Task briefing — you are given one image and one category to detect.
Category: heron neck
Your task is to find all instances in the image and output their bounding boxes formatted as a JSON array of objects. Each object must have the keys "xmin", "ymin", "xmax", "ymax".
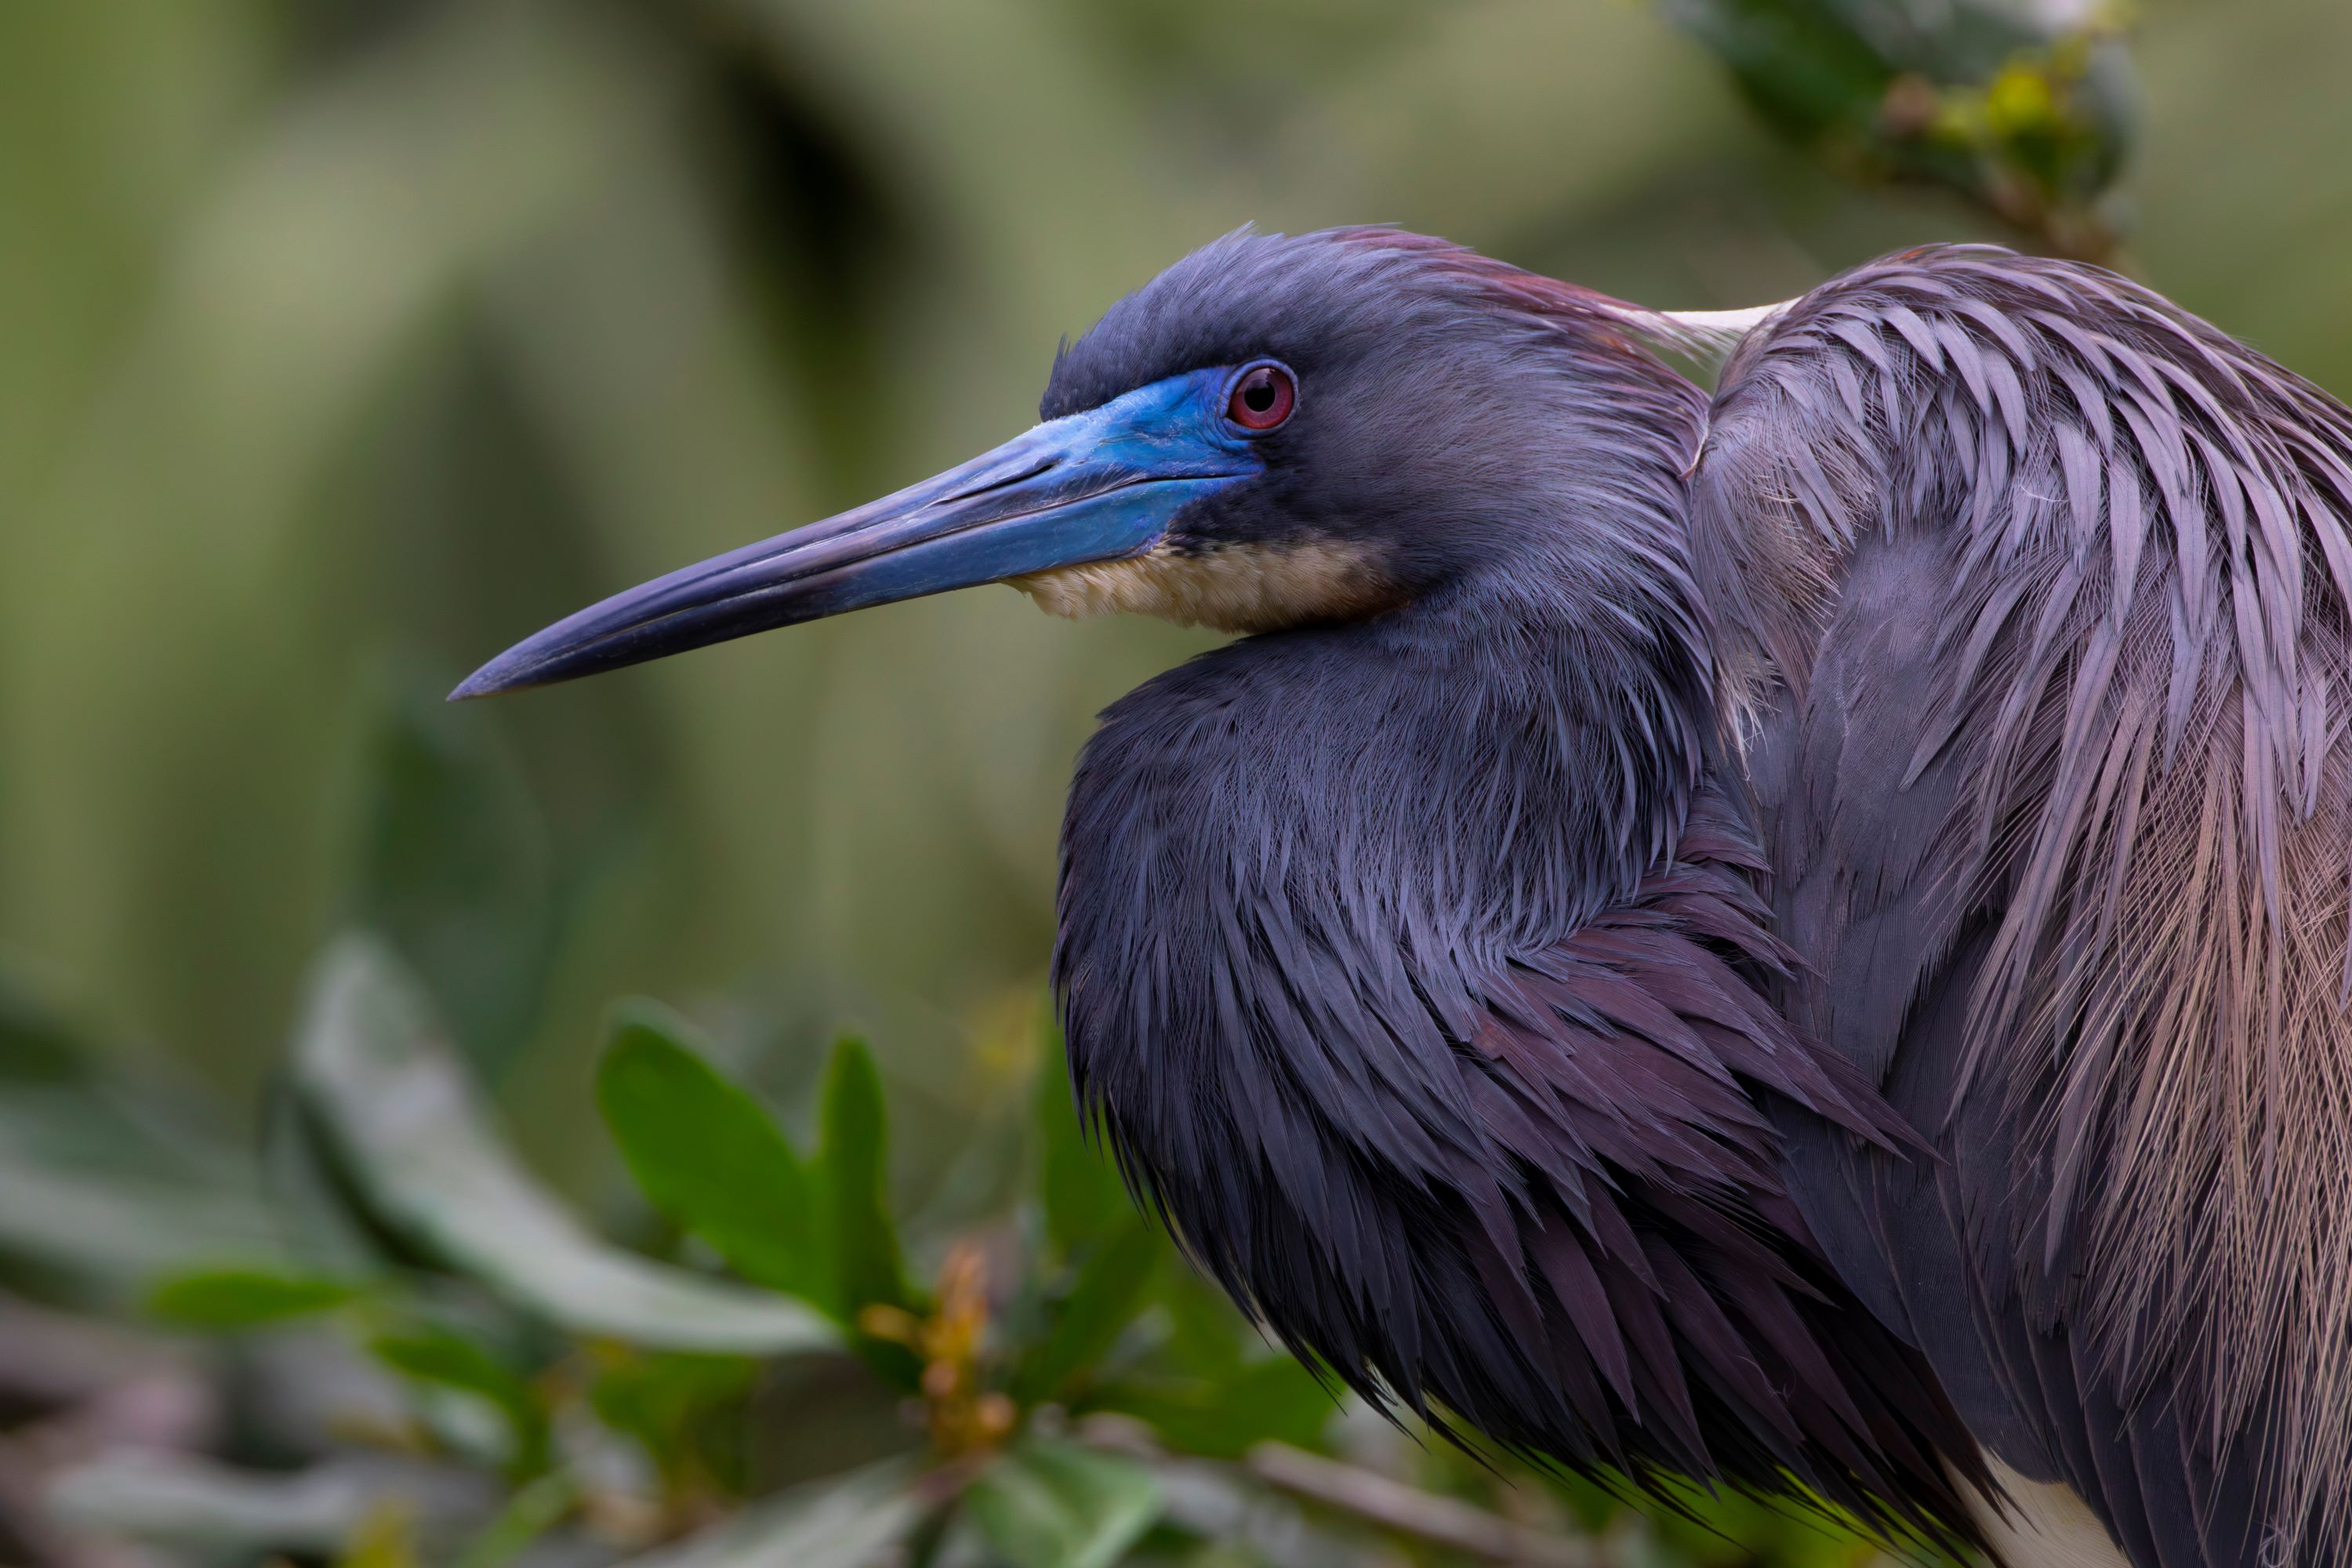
[{"xmin": 1059, "ymin": 585, "xmax": 1710, "ymax": 978}]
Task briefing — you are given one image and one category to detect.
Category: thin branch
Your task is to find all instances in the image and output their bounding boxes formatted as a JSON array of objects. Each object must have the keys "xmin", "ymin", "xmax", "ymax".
[{"xmin": 1244, "ymin": 1441, "xmax": 1619, "ymax": 1568}]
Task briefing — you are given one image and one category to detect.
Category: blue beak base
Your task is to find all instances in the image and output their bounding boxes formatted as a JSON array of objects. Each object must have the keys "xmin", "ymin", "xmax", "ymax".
[{"xmin": 448, "ymin": 369, "xmax": 1256, "ymax": 700}]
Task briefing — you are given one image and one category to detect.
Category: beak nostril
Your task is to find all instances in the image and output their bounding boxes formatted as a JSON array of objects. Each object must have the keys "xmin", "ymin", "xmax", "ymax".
[{"xmin": 940, "ymin": 455, "xmax": 1060, "ymax": 509}]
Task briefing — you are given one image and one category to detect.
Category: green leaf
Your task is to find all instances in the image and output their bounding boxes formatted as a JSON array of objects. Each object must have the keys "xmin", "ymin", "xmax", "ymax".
[
  {"xmin": 587, "ymin": 1350, "xmax": 757, "ymax": 1494},
  {"xmin": 1662, "ymin": 0, "xmax": 2137, "ymax": 256},
  {"xmin": 0, "ymin": 1144, "xmax": 279, "ymax": 1305},
  {"xmin": 147, "ymin": 1265, "xmax": 361, "ymax": 1330},
  {"xmin": 291, "ymin": 936, "xmax": 840, "ymax": 1357},
  {"xmin": 339, "ymin": 1504, "xmax": 426, "ymax": 1568},
  {"xmin": 350, "ymin": 681, "xmax": 556, "ymax": 1081},
  {"xmin": 0, "ymin": 972, "xmax": 280, "ymax": 1304},
  {"xmin": 448, "ymin": 1472, "xmax": 575, "ymax": 1568},
  {"xmin": 370, "ymin": 1326, "xmax": 534, "ymax": 1411},
  {"xmin": 1090, "ymin": 1355, "xmax": 1337, "ymax": 1461},
  {"xmin": 1033, "ymin": 1013, "xmax": 1131, "ymax": 1254},
  {"xmin": 597, "ymin": 1002, "xmax": 825, "ymax": 1305},
  {"xmin": 1014, "ymin": 1216, "xmax": 1162, "ymax": 1404},
  {"xmin": 615, "ymin": 1458, "xmax": 928, "ymax": 1568},
  {"xmin": 1661, "ymin": 0, "xmax": 1891, "ymax": 140},
  {"xmin": 1079, "ymin": 1268, "xmax": 1338, "ymax": 1460},
  {"xmin": 0, "ymin": 978, "xmax": 97, "ymax": 1085},
  {"xmin": 964, "ymin": 1439, "xmax": 1160, "ymax": 1568},
  {"xmin": 259, "ymin": 1072, "xmax": 406, "ymax": 1278},
  {"xmin": 47, "ymin": 1451, "xmax": 479, "ymax": 1557},
  {"xmin": 815, "ymin": 1036, "xmax": 909, "ymax": 1317},
  {"xmin": 370, "ymin": 1322, "xmax": 552, "ymax": 1477}
]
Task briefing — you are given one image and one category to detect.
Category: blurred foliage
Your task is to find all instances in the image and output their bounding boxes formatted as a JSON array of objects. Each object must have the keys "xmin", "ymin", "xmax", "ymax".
[
  {"xmin": 1, "ymin": 935, "xmax": 1919, "ymax": 1566},
  {"xmin": 3, "ymin": 0, "xmax": 2352, "ymax": 1562},
  {"xmin": 7, "ymin": 0, "xmax": 2351, "ymax": 1114},
  {"xmin": 1665, "ymin": 0, "xmax": 2137, "ymax": 257}
]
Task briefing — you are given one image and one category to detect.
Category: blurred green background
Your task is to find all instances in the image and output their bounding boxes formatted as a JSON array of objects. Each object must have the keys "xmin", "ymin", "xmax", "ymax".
[
  {"xmin": 3, "ymin": 0, "xmax": 2351, "ymax": 1561},
  {"xmin": 13, "ymin": 0, "xmax": 2351, "ymax": 1151}
]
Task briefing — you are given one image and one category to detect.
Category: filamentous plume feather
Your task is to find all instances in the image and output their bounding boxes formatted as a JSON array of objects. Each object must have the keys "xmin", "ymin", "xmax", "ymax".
[{"xmin": 1693, "ymin": 245, "xmax": 2352, "ymax": 1566}]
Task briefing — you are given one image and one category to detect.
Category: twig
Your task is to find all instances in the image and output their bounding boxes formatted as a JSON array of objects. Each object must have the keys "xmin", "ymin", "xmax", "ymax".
[{"xmin": 1244, "ymin": 1441, "xmax": 1615, "ymax": 1568}]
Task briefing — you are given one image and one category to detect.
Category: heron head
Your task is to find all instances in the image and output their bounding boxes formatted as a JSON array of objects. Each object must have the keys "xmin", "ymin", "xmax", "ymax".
[{"xmin": 452, "ymin": 227, "xmax": 1700, "ymax": 699}]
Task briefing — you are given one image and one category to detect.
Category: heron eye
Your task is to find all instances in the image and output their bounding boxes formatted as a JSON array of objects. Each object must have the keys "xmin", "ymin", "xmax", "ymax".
[{"xmin": 1226, "ymin": 364, "xmax": 1295, "ymax": 431}]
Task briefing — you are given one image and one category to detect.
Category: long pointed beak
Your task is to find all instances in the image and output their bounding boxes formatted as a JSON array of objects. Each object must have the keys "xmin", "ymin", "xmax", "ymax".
[{"xmin": 449, "ymin": 371, "xmax": 1252, "ymax": 700}]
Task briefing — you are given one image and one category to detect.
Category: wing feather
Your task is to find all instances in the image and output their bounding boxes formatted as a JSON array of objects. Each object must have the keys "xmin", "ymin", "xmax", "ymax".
[{"xmin": 1693, "ymin": 244, "xmax": 2352, "ymax": 1566}]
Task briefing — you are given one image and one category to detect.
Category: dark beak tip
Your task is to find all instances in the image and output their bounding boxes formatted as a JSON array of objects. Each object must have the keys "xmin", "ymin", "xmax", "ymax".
[
  {"xmin": 438, "ymin": 388, "xmax": 1243, "ymax": 705},
  {"xmin": 446, "ymin": 657, "xmax": 535, "ymax": 702}
]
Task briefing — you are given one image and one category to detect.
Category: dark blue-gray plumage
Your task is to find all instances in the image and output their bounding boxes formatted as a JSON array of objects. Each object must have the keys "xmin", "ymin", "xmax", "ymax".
[{"xmin": 454, "ymin": 228, "xmax": 2352, "ymax": 1567}]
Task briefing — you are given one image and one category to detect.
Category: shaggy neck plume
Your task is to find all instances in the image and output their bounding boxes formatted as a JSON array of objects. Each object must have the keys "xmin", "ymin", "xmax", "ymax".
[{"xmin": 1050, "ymin": 313, "xmax": 1991, "ymax": 1550}]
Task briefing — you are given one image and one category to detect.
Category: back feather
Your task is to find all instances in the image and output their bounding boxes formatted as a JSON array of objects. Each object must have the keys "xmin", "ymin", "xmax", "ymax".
[{"xmin": 1692, "ymin": 245, "xmax": 2352, "ymax": 1565}]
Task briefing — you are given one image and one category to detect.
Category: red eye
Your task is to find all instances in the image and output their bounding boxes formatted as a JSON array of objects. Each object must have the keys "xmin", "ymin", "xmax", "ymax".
[{"xmin": 1226, "ymin": 364, "xmax": 1295, "ymax": 431}]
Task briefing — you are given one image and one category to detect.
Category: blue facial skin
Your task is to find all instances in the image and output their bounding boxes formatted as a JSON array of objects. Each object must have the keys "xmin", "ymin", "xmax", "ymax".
[{"xmin": 449, "ymin": 367, "xmax": 1267, "ymax": 699}]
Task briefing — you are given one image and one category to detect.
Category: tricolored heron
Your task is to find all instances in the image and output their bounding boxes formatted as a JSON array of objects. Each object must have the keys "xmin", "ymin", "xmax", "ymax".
[{"xmin": 456, "ymin": 230, "xmax": 2352, "ymax": 1567}]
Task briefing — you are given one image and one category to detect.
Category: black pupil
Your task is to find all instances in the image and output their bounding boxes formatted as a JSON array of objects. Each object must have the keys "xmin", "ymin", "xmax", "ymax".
[{"xmin": 1243, "ymin": 377, "xmax": 1276, "ymax": 412}]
